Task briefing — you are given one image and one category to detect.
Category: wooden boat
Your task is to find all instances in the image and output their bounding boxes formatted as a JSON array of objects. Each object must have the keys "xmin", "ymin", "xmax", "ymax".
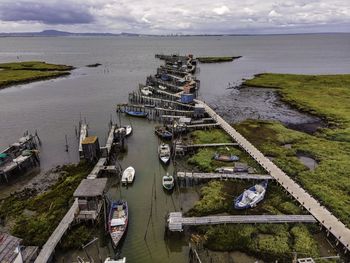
[
  {"xmin": 123, "ymin": 125, "xmax": 132, "ymax": 136},
  {"xmin": 108, "ymin": 200, "xmax": 128, "ymax": 248},
  {"xmin": 124, "ymin": 110, "xmax": 148, "ymax": 118},
  {"xmin": 155, "ymin": 127, "xmax": 173, "ymax": 140},
  {"xmin": 121, "ymin": 166, "xmax": 135, "ymax": 184},
  {"xmin": 213, "ymin": 153, "xmax": 239, "ymax": 162},
  {"xmin": 234, "ymin": 180, "xmax": 268, "ymax": 209},
  {"xmin": 158, "ymin": 143, "xmax": 171, "ymax": 164},
  {"xmin": 215, "ymin": 167, "xmax": 235, "ymax": 173},
  {"xmin": 140, "ymin": 86, "xmax": 152, "ymax": 96},
  {"xmin": 162, "ymin": 173, "xmax": 174, "ymax": 190}
]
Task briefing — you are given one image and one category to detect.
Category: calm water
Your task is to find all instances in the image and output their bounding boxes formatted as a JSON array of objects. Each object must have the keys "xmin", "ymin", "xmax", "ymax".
[{"xmin": 0, "ymin": 34, "xmax": 349, "ymax": 262}]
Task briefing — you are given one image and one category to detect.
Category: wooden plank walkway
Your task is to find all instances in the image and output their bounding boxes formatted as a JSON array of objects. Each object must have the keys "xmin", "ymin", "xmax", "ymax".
[
  {"xmin": 34, "ymin": 199, "xmax": 79, "ymax": 263},
  {"xmin": 198, "ymin": 100, "xmax": 350, "ymax": 252},
  {"xmin": 186, "ymin": 123, "xmax": 219, "ymax": 129},
  {"xmin": 168, "ymin": 212, "xmax": 316, "ymax": 232},
  {"xmin": 105, "ymin": 125, "xmax": 116, "ymax": 155},
  {"xmin": 177, "ymin": 172, "xmax": 273, "ymax": 180},
  {"xmin": 139, "ymin": 95, "xmax": 194, "ymax": 108},
  {"xmin": 78, "ymin": 123, "xmax": 87, "ymax": 155},
  {"xmin": 180, "ymin": 143, "xmax": 238, "ymax": 149},
  {"xmin": 87, "ymin": 157, "xmax": 107, "ymax": 179}
]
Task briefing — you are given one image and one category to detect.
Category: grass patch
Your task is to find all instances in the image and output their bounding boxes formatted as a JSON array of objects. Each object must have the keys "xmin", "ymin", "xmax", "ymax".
[
  {"xmin": 190, "ymin": 129, "xmax": 232, "ymax": 144},
  {"xmin": 202, "ymin": 223, "xmax": 319, "ymax": 262},
  {"xmin": 234, "ymin": 120, "xmax": 350, "ymax": 227},
  {"xmin": 0, "ymin": 61, "xmax": 73, "ymax": 90},
  {"xmin": 243, "ymin": 73, "xmax": 350, "ymax": 141},
  {"xmin": 197, "ymin": 56, "xmax": 241, "ymax": 63},
  {"xmin": 0, "ymin": 162, "xmax": 91, "ymax": 246}
]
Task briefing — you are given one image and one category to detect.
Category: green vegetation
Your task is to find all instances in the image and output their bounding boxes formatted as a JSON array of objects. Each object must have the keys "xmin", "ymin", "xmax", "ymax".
[
  {"xmin": 0, "ymin": 61, "xmax": 73, "ymax": 89},
  {"xmin": 243, "ymin": 73, "xmax": 350, "ymax": 141},
  {"xmin": 191, "ymin": 129, "xmax": 232, "ymax": 144},
  {"xmin": 59, "ymin": 225, "xmax": 94, "ymax": 250},
  {"xmin": 202, "ymin": 223, "xmax": 319, "ymax": 262},
  {"xmin": 0, "ymin": 162, "xmax": 91, "ymax": 246},
  {"xmin": 197, "ymin": 56, "xmax": 241, "ymax": 63}
]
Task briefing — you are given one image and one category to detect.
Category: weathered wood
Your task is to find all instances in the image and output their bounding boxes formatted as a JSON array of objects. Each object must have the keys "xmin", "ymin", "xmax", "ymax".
[
  {"xmin": 177, "ymin": 172, "xmax": 273, "ymax": 180},
  {"xmin": 181, "ymin": 143, "xmax": 238, "ymax": 148},
  {"xmin": 78, "ymin": 123, "xmax": 88, "ymax": 156},
  {"xmin": 168, "ymin": 212, "xmax": 316, "ymax": 231}
]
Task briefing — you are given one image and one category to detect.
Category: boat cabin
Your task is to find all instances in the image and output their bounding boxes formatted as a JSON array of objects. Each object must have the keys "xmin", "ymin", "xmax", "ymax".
[{"xmin": 73, "ymin": 178, "xmax": 107, "ymax": 222}]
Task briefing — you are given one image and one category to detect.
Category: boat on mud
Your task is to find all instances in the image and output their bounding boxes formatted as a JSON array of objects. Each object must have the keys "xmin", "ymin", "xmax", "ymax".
[
  {"xmin": 158, "ymin": 143, "xmax": 171, "ymax": 164},
  {"xmin": 121, "ymin": 166, "xmax": 135, "ymax": 184},
  {"xmin": 155, "ymin": 126, "xmax": 173, "ymax": 140},
  {"xmin": 124, "ymin": 110, "xmax": 148, "ymax": 118},
  {"xmin": 108, "ymin": 200, "xmax": 128, "ymax": 248},
  {"xmin": 234, "ymin": 180, "xmax": 268, "ymax": 209},
  {"xmin": 213, "ymin": 153, "xmax": 239, "ymax": 162},
  {"xmin": 162, "ymin": 173, "xmax": 174, "ymax": 190}
]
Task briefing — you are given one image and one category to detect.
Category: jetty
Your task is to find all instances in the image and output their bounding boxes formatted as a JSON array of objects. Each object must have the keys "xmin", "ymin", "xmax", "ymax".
[
  {"xmin": 78, "ymin": 123, "xmax": 88, "ymax": 158},
  {"xmin": 176, "ymin": 171, "xmax": 273, "ymax": 181},
  {"xmin": 168, "ymin": 212, "xmax": 316, "ymax": 232}
]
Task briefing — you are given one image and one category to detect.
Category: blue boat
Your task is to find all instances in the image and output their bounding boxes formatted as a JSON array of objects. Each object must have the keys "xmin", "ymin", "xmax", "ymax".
[
  {"xmin": 124, "ymin": 110, "xmax": 148, "ymax": 118},
  {"xmin": 108, "ymin": 200, "xmax": 128, "ymax": 248},
  {"xmin": 161, "ymin": 74, "xmax": 170, "ymax": 81},
  {"xmin": 234, "ymin": 180, "xmax": 268, "ymax": 209},
  {"xmin": 155, "ymin": 127, "xmax": 173, "ymax": 140},
  {"xmin": 213, "ymin": 153, "xmax": 239, "ymax": 162}
]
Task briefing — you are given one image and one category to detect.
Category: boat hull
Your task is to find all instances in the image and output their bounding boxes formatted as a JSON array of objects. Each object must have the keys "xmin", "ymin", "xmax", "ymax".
[
  {"xmin": 108, "ymin": 200, "xmax": 128, "ymax": 249},
  {"xmin": 234, "ymin": 181, "xmax": 268, "ymax": 210},
  {"xmin": 125, "ymin": 111, "xmax": 148, "ymax": 118}
]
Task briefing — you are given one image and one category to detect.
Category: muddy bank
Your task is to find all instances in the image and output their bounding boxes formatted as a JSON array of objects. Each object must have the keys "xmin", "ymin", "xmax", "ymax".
[{"xmin": 209, "ymin": 87, "xmax": 325, "ymax": 133}]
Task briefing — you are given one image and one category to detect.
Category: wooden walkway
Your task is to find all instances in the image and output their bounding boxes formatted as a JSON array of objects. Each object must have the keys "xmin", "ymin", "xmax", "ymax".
[
  {"xmin": 198, "ymin": 100, "xmax": 350, "ymax": 252},
  {"xmin": 105, "ymin": 125, "xmax": 116, "ymax": 155},
  {"xmin": 176, "ymin": 172, "xmax": 273, "ymax": 180},
  {"xmin": 34, "ymin": 199, "xmax": 79, "ymax": 263},
  {"xmin": 180, "ymin": 143, "xmax": 238, "ymax": 149},
  {"xmin": 78, "ymin": 123, "xmax": 87, "ymax": 156},
  {"xmin": 168, "ymin": 212, "xmax": 316, "ymax": 232},
  {"xmin": 87, "ymin": 157, "xmax": 107, "ymax": 179},
  {"xmin": 186, "ymin": 123, "xmax": 219, "ymax": 129}
]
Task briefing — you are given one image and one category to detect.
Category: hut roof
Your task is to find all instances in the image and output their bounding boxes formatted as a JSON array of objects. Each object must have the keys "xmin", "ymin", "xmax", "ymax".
[
  {"xmin": 73, "ymin": 178, "xmax": 107, "ymax": 197},
  {"xmin": 82, "ymin": 136, "xmax": 98, "ymax": 145}
]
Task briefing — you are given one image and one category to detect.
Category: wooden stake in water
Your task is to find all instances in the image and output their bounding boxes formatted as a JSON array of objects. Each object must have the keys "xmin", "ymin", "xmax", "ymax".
[{"xmin": 65, "ymin": 134, "xmax": 69, "ymax": 152}]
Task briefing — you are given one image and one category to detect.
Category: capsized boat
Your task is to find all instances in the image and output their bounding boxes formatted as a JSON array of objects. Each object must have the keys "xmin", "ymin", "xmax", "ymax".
[
  {"xmin": 155, "ymin": 127, "xmax": 173, "ymax": 140},
  {"xmin": 213, "ymin": 153, "xmax": 239, "ymax": 162},
  {"xmin": 121, "ymin": 166, "xmax": 135, "ymax": 184},
  {"xmin": 158, "ymin": 143, "xmax": 171, "ymax": 164},
  {"xmin": 124, "ymin": 110, "xmax": 148, "ymax": 118},
  {"xmin": 162, "ymin": 173, "xmax": 174, "ymax": 190},
  {"xmin": 234, "ymin": 180, "xmax": 268, "ymax": 209},
  {"xmin": 108, "ymin": 200, "xmax": 128, "ymax": 248}
]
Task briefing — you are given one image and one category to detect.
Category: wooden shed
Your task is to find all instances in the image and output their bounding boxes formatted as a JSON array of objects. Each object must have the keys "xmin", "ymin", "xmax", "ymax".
[
  {"xmin": 73, "ymin": 178, "xmax": 107, "ymax": 222},
  {"xmin": 82, "ymin": 136, "xmax": 100, "ymax": 162}
]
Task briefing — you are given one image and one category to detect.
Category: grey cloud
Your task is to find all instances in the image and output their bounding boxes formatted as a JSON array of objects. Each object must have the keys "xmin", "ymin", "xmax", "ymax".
[{"xmin": 0, "ymin": 1, "xmax": 94, "ymax": 24}]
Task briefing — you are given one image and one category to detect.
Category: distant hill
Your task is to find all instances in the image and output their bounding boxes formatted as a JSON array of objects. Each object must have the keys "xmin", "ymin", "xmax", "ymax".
[{"xmin": 0, "ymin": 30, "xmax": 140, "ymax": 37}]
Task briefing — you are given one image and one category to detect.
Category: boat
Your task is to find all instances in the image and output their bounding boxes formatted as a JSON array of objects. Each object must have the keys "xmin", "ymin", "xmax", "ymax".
[
  {"xmin": 158, "ymin": 143, "xmax": 171, "ymax": 164},
  {"xmin": 108, "ymin": 200, "xmax": 128, "ymax": 248},
  {"xmin": 155, "ymin": 127, "xmax": 173, "ymax": 140},
  {"xmin": 215, "ymin": 167, "xmax": 235, "ymax": 173},
  {"xmin": 104, "ymin": 257, "xmax": 126, "ymax": 263},
  {"xmin": 215, "ymin": 163, "xmax": 249, "ymax": 173},
  {"xmin": 162, "ymin": 173, "xmax": 174, "ymax": 190},
  {"xmin": 121, "ymin": 166, "xmax": 135, "ymax": 184},
  {"xmin": 124, "ymin": 110, "xmax": 148, "ymax": 118},
  {"xmin": 158, "ymin": 85, "xmax": 167, "ymax": 90},
  {"xmin": 123, "ymin": 125, "xmax": 132, "ymax": 136},
  {"xmin": 234, "ymin": 180, "xmax": 268, "ymax": 209},
  {"xmin": 140, "ymin": 86, "xmax": 153, "ymax": 96},
  {"xmin": 213, "ymin": 153, "xmax": 239, "ymax": 162}
]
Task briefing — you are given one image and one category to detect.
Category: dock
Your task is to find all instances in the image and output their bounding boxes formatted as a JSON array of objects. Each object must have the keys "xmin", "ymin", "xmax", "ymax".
[
  {"xmin": 186, "ymin": 123, "xmax": 219, "ymax": 130},
  {"xmin": 179, "ymin": 142, "xmax": 238, "ymax": 149},
  {"xmin": 34, "ymin": 199, "xmax": 79, "ymax": 263},
  {"xmin": 87, "ymin": 157, "xmax": 107, "ymax": 179},
  {"xmin": 176, "ymin": 171, "xmax": 273, "ymax": 181},
  {"xmin": 198, "ymin": 100, "xmax": 350, "ymax": 252},
  {"xmin": 167, "ymin": 212, "xmax": 316, "ymax": 232},
  {"xmin": 105, "ymin": 125, "xmax": 116, "ymax": 156},
  {"xmin": 78, "ymin": 123, "xmax": 88, "ymax": 158}
]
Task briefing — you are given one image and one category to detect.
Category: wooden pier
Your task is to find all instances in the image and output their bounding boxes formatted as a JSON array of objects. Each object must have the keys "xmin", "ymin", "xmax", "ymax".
[
  {"xmin": 105, "ymin": 125, "xmax": 116, "ymax": 156},
  {"xmin": 198, "ymin": 100, "xmax": 350, "ymax": 253},
  {"xmin": 176, "ymin": 171, "xmax": 273, "ymax": 181},
  {"xmin": 186, "ymin": 123, "xmax": 219, "ymax": 130},
  {"xmin": 167, "ymin": 212, "xmax": 316, "ymax": 232},
  {"xmin": 34, "ymin": 199, "xmax": 79, "ymax": 263},
  {"xmin": 180, "ymin": 142, "xmax": 238, "ymax": 149},
  {"xmin": 87, "ymin": 157, "xmax": 107, "ymax": 179},
  {"xmin": 78, "ymin": 123, "xmax": 88, "ymax": 158}
]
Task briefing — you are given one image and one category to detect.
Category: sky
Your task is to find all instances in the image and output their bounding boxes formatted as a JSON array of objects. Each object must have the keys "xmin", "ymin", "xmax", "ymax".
[{"xmin": 0, "ymin": 0, "xmax": 349, "ymax": 34}]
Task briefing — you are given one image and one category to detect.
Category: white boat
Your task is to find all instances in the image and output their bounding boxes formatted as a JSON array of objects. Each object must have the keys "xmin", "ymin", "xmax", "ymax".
[
  {"xmin": 104, "ymin": 258, "xmax": 126, "ymax": 263},
  {"xmin": 215, "ymin": 167, "xmax": 235, "ymax": 174},
  {"xmin": 234, "ymin": 181, "xmax": 268, "ymax": 209},
  {"xmin": 121, "ymin": 166, "xmax": 135, "ymax": 184},
  {"xmin": 123, "ymin": 125, "xmax": 132, "ymax": 136},
  {"xmin": 158, "ymin": 143, "xmax": 171, "ymax": 164},
  {"xmin": 162, "ymin": 173, "xmax": 174, "ymax": 190},
  {"xmin": 158, "ymin": 85, "xmax": 167, "ymax": 90},
  {"xmin": 140, "ymin": 86, "xmax": 153, "ymax": 96}
]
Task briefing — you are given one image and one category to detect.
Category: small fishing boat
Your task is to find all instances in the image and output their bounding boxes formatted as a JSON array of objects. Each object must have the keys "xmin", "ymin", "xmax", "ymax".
[
  {"xmin": 158, "ymin": 143, "xmax": 171, "ymax": 164},
  {"xmin": 158, "ymin": 85, "xmax": 167, "ymax": 90},
  {"xmin": 124, "ymin": 110, "xmax": 148, "ymax": 118},
  {"xmin": 213, "ymin": 153, "xmax": 239, "ymax": 162},
  {"xmin": 155, "ymin": 127, "xmax": 173, "ymax": 140},
  {"xmin": 215, "ymin": 166, "xmax": 235, "ymax": 174},
  {"xmin": 234, "ymin": 180, "xmax": 268, "ymax": 209},
  {"xmin": 108, "ymin": 200, "xmax": 128, "ymax": 248},
  {"xmin": 140, "ymin": 86, "xmax": 153, "ymax": 96},
  {"xmin": 123, "ymin": 125, "xmax": 132, "ymax": 136},
  {"xmin": 121, "ymin": 166, "xmax": 135, "ymax": 184},
  {"xmin": 162, "ymin": 173, "xmax": 174, "ymax": 190}
]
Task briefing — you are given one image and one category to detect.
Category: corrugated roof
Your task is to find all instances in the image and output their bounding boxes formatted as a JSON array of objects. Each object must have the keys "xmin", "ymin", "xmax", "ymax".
[
  {"xmin": 82, "ymin": 136, "xmax": 98, "ymax": 145},
  {"xmin": 73, "ymin": 178, "xmax": 107, "ymax": 197}
]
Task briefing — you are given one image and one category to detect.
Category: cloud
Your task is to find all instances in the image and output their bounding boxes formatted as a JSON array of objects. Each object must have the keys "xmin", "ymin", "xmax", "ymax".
[
  {"xmin": 0, "ymin": 1, "xmax": 94, "ymax": 25},
  {"xmin": 0, "ymin": 0, "xmax": 349, "ymax": 33}
]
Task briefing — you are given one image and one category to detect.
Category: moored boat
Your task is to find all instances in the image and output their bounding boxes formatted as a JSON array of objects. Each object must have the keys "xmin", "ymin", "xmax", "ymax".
[
  {"xmin": 121, "ymin": 166, "xmax": 135, "ymax": 184},
  {"xmin": 123, "ymin": 125, "xmax": 132, "ymax": 136},
  {"xmin": 158, "ymin": 143, "xmax": 171, "ymax": 164},
  {"xmin": 234, "ymin": 180, "xmax": 268, "ymax": 209},
  {"xmin": 104, "ymin": 257, "xmax": 126, "ymax": 263},
  {"xmin": 108, "ymin": 200, "xmax": 128, "ymax": 248},
  {"xmin": 155, "ymin": 127, "xmax": 173, "ymax": 140},
  {"xmin": 213, "ymin": 153, "xmax": 239, "ymax": 162},
  {"xmin": 162, "ymin": 173, "xmax": 174, "ymax": 190},
  {"xmin": 124, "ymin": 110, "xmax": 148, "ymax": 118}
]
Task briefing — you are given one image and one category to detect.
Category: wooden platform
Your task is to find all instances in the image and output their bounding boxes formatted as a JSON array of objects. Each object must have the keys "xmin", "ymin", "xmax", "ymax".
[
  {"xmin": 34, "ymin": 199, "xmax": 79, "ymax": 263},
  {"xmin": 87, "ymin": 157, "xmax": 107, "ymax": 179},
  {"xmin": 180, "ymin": 142, "xmax": 238, "ymax": 149},
  {"xmin": 168, "ymin": 212, "xmax": 316, "ymax": 232},
  {"xmin": 198, "ymin": 100, "xmax": 350, "ymax": 252},
  {"xmin": 186, "ymin": 123, "xmax": 219, "ymax": 129},
  {"xmin": 78, "ymin": 123, "xmax": 88, "ymax": 156},
  {"xmin": 176, "ymin": 172, "xmax": 273, "ymax": 180}
]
